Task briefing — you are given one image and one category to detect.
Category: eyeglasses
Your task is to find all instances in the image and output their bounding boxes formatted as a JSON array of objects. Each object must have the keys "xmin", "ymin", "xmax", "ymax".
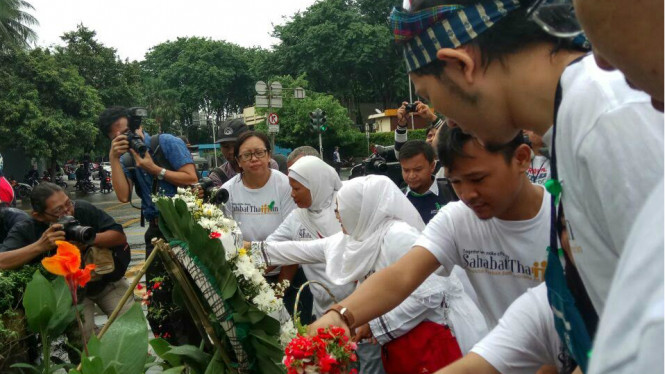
[
  {"xmin": 237, "ymin": 149, "xmax": 268, "ymax": 162},
  {"xmin": 527, "ymin": 0, "xmax": 583, "ymax": 38},
  {"xmin": 45, "ymin": 199, "xmax": 75, "ymax": 218}
]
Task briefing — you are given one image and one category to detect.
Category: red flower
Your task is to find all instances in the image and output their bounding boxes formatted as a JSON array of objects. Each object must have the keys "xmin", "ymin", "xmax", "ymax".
[
  {"xmin": 137, "ymin": 283, "xmax": 143, "ymax": 290},
  {"xmin": 319, "ymin": 354, "xmax": 338, "ymax": 372},
  {"xmin": 42, "ymin": 241, "xmax": 96, "ymax": 292},
  {"xmin": 209, "ymin": 232, "xmax": 221, "ymax": 239},
  {"xmin": 152, "ymin": 281, "xmax": 162, "ymax": 290}
]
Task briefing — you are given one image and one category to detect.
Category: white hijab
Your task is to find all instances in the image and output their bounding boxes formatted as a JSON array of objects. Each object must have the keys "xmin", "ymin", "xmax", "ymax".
[
  {"xmin": 288, "ymin": 156, "xmax": 343, "ymax": 238},
  {"xmin": 326, "ymin": 175, "xmax": 425, "ymax": 285}
]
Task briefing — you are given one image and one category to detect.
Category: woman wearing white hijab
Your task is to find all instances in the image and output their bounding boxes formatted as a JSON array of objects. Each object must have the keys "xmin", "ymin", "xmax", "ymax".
[
  {"xmin": 252, "ymin": 156, "xmax": 384, "ymax": 374},
  {"xmin": 260, "ymin": 156, "xmax": 355, "ymax": 317},
  {"xmin": 248, "ymin": 175, "xmax": 487, "ymax": 373}
]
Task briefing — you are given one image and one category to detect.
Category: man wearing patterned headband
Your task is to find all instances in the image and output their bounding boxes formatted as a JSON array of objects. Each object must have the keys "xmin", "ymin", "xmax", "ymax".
[{"xmin": 310, "ymin": 0, "xmax": 663, "ymax": 371}]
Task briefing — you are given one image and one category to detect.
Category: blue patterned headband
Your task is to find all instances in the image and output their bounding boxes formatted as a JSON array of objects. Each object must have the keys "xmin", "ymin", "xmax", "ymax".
[{"xmin": 391, "ymin": 0, "xmax": 522, "ymax": 72}]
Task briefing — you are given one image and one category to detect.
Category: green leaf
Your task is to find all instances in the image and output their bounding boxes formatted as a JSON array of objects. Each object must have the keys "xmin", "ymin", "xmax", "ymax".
[
  {"xmin": 160, "ymin": 366, "xmax": 185, "ymax": 374},
  {"xmin": 47, "ymin": 276, "xmax": 76, "ymax": 336},
  {"xmin": 149, "ymin": 338, "xmax": 182, "ymax": 367},
  {"xmin": 204, "ymin": 350, "xmax": 227, "ymax": 374},
  {"xmin": 98, "ymin": 303, "xmax": 148, "ymax": 374},
  {"xmin": 22, "ymin": 271, "xmax": 56, "ymax": 333},
  {"xmin": 10, "ymin": 363, "xmax": 40, "ymax": 373},
  {"xmin": 102, "ymin": 365, "xmax": 119, "ymax": 374},
  {"xmin": 86, "ymin": 334, "xmax": 101, "ymax": 356},
  {"xmin": 165, "ymin": 345, "xmax": 211, "ymax": 373},
  {"xmin": 80, "ymin": 356, "xmax": 104, "ymax": 374}
]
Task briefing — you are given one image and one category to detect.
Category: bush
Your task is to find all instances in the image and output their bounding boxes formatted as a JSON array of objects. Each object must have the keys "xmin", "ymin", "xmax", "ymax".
[{"xmin": 369, "ymin": 129, "xmax": 427, "ymax": 147}]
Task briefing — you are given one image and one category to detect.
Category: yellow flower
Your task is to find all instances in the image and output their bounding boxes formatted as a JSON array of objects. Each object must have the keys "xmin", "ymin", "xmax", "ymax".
[{"xmin": 238, "ymin": 248, "xmax": 247, "ymax": 257}]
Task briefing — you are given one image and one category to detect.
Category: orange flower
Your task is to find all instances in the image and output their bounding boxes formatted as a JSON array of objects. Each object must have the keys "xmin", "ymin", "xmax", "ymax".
[{"xmin": 42, "ymin": 241, "xmax": 96, "ymax": 288}]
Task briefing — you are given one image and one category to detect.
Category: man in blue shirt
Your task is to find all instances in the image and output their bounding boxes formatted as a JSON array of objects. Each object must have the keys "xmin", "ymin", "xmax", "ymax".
[{"xmin": 98, "ymin": 106, "xmax": 198, "ymax": 344}]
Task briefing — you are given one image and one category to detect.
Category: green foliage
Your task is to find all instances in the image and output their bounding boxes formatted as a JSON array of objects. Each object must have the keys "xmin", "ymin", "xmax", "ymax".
[
  {"xmin": 369, "ymin": 128, "xmax": 427, "ymax": 147},
  {"xmin": 0, "ymin": 47, "xmax": 103, "ymax": 164},
  {"xmin": 272, "ymin": 0, "xmax": 407, "ymax": 114},
  {"xmin": 0, "ymin": 265, "xmax": 51, "ymax": 369},
  {"xmin": 0, "ymin": 0, "xmax": 38, "ymax": 51},
  {"xmin": 95, "ymin": 303, "xmax": 148, "ymax": 374},
  {"xmin": 22, "ymin": 271, "xmax": 56, "ymax": 333},
  {"xmin": 56, "ymin": 25, "xmax": 142, "ymax": 107},
  {"xmin": 156, "ymin": 197, "xmax": 286, "ymax": 373},
  {"xmin": 142, "ymin": 37, "xmax": 256, "ymax": 142},
  {"xmin": 149, "ymin": 339, "xmax": 211, "ymax": 373},
  {"xmin": 253, "ymin": 75, "xmax": 366, "ymax": 159}
]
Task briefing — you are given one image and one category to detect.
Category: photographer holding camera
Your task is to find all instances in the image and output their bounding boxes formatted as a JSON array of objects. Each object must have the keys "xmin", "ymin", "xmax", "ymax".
[
  {"xmin": 98, "ymin": 106, "xmax": 198, "ymax": 344},
  {"xmin": 395, "ymin": 101, "xmax": 444, "ymax": 155},
  {"xmin": 0, "ymin": 183, "xmax": 133, "ymax": 340}
]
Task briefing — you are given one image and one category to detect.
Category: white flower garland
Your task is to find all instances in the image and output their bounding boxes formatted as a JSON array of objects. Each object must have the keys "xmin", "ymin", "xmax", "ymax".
[{"xmin": 159, "ymin": 188, "xmax": 297, "ymax": 345}]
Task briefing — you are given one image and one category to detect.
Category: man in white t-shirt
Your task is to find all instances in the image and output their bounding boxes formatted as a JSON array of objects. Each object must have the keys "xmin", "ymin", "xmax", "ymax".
[
  {"xmin": 311, "ymin": 127, "xmax": 550, "ymax": 332},
  {"xmin": 437, "ymin": 284, "xmax": 565, "ymax": 374},
  {"xmin": 587, "ymin": 180, "xmax": 664, "ymax": 374}
]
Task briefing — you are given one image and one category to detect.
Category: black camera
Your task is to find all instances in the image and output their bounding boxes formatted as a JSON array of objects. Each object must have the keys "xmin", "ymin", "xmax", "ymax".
[
  {"xmin": 349, "ymin": 145, "xmax": 404, "ymax": 186},
  {"xmin": 124, "ymin": 107, "xmax": 148, "ymax": 157},
  {"xmin": 199, "ymin": 177, "xmax": 230, "ymax": 205},
  {"xmin": 405, "ymin": 103, "xmax": 418, "ymax": 113},
  {"xmin": 57, "ymin": 216, "xmax": 96, "ymax": 245}
]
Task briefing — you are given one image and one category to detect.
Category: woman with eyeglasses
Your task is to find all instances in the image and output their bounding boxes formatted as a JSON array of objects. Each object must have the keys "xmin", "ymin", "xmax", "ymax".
[{"xmin": 221, "ymin": 131, "xmax": 297, "ymax": 282}]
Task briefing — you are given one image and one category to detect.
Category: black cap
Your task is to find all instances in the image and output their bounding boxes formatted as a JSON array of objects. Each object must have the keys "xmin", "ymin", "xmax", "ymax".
[{"xmin": 217, "ymin": 118, "xmax": 248, "ymax": 143}]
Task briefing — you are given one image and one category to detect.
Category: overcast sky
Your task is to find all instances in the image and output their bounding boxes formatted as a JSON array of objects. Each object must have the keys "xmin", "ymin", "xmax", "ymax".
[{"xmin": 28, "ymin": 0, "xmax": 318, "ymax": 61}]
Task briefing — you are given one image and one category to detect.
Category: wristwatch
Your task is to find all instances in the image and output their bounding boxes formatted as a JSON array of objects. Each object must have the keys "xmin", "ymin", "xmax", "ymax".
[
  {"xmin": 326, "ymin": 304, "xmax": 355, "ymax": 328},
  {"xmin": 157, "ymin": 168, "xmax": 167, "ymax": 180}
]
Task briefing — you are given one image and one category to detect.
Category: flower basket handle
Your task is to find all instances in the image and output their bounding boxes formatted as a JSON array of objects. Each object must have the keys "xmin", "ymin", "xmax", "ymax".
[{"xmin": 293, "ymin": 280, "xmax": 339, "ymax": 327}]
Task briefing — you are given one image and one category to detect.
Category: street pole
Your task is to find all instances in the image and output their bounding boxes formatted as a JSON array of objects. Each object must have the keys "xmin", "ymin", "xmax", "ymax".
[
  {"xmin": 211, "ymin": 119, "xmax": 218, "ymax": 167},
  {"xmin": 268, "ymin": 83, "xmax": 276, "ymax": 151},
  {"xmin": 318, "ymin": 132, "xmax": 323, "ymax": 157}
]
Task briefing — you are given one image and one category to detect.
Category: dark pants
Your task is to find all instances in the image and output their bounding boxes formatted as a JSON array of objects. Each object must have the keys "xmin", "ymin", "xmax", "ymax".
[
  {"xmin": 144, "ymin": 220, "xmax": 201, "ymax": 345},
  {"xmin": 333, "ymin": 162, "xmax": 341, "ymax": 175}
]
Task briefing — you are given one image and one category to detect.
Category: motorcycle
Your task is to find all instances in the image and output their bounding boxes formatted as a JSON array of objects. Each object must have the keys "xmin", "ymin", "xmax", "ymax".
[
  {"xmin": 100, "ymin": 175, "xmax": 113, "ymax": 194},
  {"xmin": 75, "ymin": 176, "xmax": 96, "ymax": 194},
  {"xmin": 54, "ymin": 174, "xmax": 68, "ymax": 189},
  {"xmin": 12, "ymin": 181, "xmax": 32, "ymax": 201}
]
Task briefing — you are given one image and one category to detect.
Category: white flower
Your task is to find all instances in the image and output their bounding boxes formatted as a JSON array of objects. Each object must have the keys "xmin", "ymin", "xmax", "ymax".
[{"xmin": 279, "ymin": 319, "xmax": 298, "ymax": 347}]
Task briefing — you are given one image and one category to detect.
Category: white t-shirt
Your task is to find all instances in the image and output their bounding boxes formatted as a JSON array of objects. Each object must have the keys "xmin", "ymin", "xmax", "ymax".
[
  {"xmin": 527, "ymin": 154, "xmax": 551, "ymax": 185},
  {"xmin": 222, "ymin": 170, "xmax": 295, "ymax": 241},
  {"xmin": 415, "ymin": 185, "xmax": 550, "ymax": 328},
  {"xmin": 266, "ymin": 210, "xmax": 356, "ymax": 318},
  {"xmin": 544, "ymin": 54, "xmax": 664, "ymax": 313},
  {"xmin": 588, "ymin": 179, "xmax": 664, "ymax": 374},
  {"xmin": 472, "ymin": 283, "xmax": 563, "ymax": 374}
]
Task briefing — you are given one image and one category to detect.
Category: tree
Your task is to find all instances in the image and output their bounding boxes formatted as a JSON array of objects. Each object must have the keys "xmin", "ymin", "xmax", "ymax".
[
  {"xmin": 0, "ymin": 48, "xmax": 103, "ymax": 171},
  {"xmin": 254, "ymin": 75, "xmax": 365, "ymax": 159},
  {"xmin": 0, "ymin": 0, "xmax": 38, "ymax": 51},
  {"xmin": 56, "ymin": 24, "xmax": 142, "ymax": 107},
  {"xmin": 272, "ymin": 0, "xmax": 407, "ymax": 120},
  {"xmin": 142, "ymin": 37, "xmax": 256, "ymax": 142}
]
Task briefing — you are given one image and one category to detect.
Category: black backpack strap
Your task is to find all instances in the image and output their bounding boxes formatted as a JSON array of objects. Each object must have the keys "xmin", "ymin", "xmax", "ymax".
[
  {"xmin": 149, "ymin": 134, "xmax": 174, "ymax": 171},
  {"xmin": 436, "ymin": 178, "xmax": 459, "ymax": 204}
]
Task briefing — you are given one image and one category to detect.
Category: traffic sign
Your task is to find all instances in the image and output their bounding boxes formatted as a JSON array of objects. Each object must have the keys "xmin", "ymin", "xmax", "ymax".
[{"xmin": 268, "ymin": 113, "xmax": 279, "ymax": 125}]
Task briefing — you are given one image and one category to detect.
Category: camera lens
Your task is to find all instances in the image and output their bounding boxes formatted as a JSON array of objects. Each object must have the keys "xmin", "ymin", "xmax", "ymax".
[{"xmin": 67, "ymin": 225, "xmax": 96, "ymax": 245}]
